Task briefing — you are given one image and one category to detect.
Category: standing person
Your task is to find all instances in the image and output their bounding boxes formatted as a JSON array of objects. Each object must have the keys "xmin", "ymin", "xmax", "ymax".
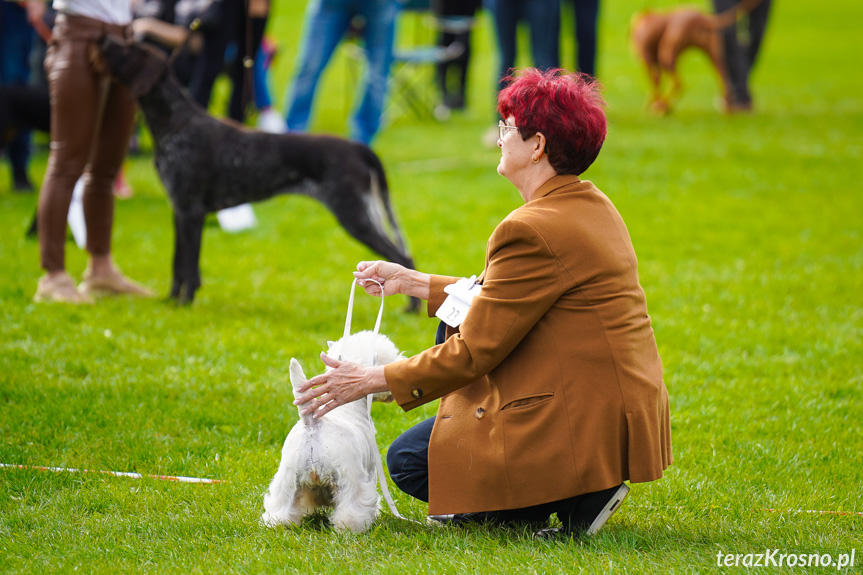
[
  {"xmin": 563, "ymin": 0, "xmax": 599, "ymax": 78},
  {"xmin": 487, "ymin": 0, "xmax": 559, "ymax": 92},
  {"xmin": 713, "ymin": 0, "xmax": 772, "ymax": 112},
  {"xmin": 283, "ymin": 0, "xmax": 399, "ymax": 146},
  {"xmin": 294, "ymin": 68, "xmax": 673, "ymax": 538},
  {"xmin": 34, "ymin": 0, "xmax": 153, "ymax": 303},
  {"xmin": 0, "ymin": 0, "xmax": 40, "ymax": 191},
  {"xmin": 482, "ymin": 0, "xmax": 559, "ymax": 145},
  {"xmin": 434, "ymin": 0, "xmax": 481, "ymax": 112}
]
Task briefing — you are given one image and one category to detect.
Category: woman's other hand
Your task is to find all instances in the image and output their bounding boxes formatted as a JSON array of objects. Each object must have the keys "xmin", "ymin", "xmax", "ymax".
[
  {"xmin": 292, "ymin": 353, "xmax": 389, "ymax": 418},
  {"xmin": 354, "ymin": 260, "xmax": 431, "ymax": 300}
]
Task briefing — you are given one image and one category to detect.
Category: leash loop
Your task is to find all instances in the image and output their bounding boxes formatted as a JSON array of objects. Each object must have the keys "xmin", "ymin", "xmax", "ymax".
[{"xmin": 340, "ymin": 278, "xmax": 419, "ymax": 525}]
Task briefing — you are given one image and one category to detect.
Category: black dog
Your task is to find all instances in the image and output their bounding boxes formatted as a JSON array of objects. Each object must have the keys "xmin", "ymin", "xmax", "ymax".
[
  {"xmin": 0, "ymin": 84, "xmax": 51, "ymax": 192},
  {"xmin": 98, "ymin": 36, "xmax": 417, "ymax": 307}
]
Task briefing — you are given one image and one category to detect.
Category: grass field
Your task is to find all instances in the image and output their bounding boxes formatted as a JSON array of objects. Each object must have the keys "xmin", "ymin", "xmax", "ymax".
[{"xmin": 1, "ymin": 0, "xmax": 861, "ymax": 572}]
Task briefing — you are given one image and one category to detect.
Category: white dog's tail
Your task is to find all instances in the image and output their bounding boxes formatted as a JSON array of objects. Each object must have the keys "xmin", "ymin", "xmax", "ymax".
[{"xmin": 289, "ymin": 359, "xmax": 318, "ymax": 426}]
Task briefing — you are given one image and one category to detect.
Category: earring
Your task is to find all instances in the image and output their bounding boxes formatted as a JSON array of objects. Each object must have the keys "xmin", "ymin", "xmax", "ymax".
[{"xmin": 532, "ymin": 156, "xmax": 539, "ymax": 164}]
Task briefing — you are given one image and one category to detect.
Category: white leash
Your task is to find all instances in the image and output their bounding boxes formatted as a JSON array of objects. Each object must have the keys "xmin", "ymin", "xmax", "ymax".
[{"xmin": 342, "ymin": 278, "xmax": 419, "ymax": 524}]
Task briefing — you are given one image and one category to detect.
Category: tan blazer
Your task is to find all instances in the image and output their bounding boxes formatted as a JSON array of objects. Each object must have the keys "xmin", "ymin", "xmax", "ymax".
[{"xmin": 385, "ymin": 175, "xmax": 672, "ymax": 515}]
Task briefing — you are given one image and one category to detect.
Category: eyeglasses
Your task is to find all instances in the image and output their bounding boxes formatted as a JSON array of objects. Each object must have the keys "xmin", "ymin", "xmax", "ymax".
[{"xmin": 498, "ymin": 120, "xmax": 518, "ymax": 140}]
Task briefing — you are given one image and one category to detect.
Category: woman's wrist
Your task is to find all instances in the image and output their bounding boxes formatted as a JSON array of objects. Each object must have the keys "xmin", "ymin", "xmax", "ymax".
[
  {"xmin": 367, "ymin": 365, "xmax": 390, "ymax": 394},
  {"xmin": 401, "ymin": 269, "xmax": 431, "ymax": 300}
]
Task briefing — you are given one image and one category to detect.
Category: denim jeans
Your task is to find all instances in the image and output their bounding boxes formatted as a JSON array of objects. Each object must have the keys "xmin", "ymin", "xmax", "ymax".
[
  {"xmin": 284, "ymin": 0, "xmax": 398, "ymax": 145},
  {"xmin": 487, "ymin": 0, "xmax": 560, "ymax": 91},
  {"xmin": 0, "ymin": 1, "xmax": 35, "ymax": 175},
  {"xmin": 569, "ymin": 0, "xmax": 599, "ymax": 77}
]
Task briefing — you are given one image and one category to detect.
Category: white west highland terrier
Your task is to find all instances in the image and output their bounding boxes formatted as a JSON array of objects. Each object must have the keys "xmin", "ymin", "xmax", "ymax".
[{"xmin": 261, "ymin": 331, "xmax": 402, "ymax": 533}]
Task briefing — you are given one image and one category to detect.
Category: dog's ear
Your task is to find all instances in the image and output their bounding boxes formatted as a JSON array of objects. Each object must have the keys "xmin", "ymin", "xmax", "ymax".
[
  {"xmin": 119, "ymin": 41, "xmax": 168, "ymax": 97},
  {"xmin": 288, "ymin": 359, "xmax": 308, "ymax": 391}
]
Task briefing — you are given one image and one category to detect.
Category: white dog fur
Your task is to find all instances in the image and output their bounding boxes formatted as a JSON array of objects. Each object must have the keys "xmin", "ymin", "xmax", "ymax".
[{"xmin": 261, "ymin": 331, "xmax": 403, "ymax": 533}]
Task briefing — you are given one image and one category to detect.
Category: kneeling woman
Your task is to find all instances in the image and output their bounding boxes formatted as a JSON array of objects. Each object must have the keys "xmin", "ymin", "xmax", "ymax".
[{"xmin": 294, "ymin": 68, "xmax": 673, "ymax": 538}]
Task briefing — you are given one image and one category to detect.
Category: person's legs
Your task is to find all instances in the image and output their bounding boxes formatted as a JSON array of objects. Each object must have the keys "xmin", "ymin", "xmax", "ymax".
[
  {"xmin": 228, "ymin": 6, "xmax": 266, "ymax": 121},
  {"xmin": 352, "ymin": 0, "xmax": 397, "ymax": 145},
  {"xmin": 386, "ymin": 416, "xmax": 435, "ymax": 502},
  {"xmin": 489, "ymin": 0, "xmax": 518, "ymax": 92},
  {"xmin": 0, "ymin": 2, "xmax": 35, "ymax": 190},
  {"xmin": 712, "ymin": 0, "xmax": 748, "ymax": 107},
  {"xmin": 745, "ymin": 0, "xmax": 771, "ymax": 74},
  {"xmin": 81, "ymin": 79, "xmax": 137, "ymax": 264},
  {"xmin": 187, "ymin": 15, "xmax": 232, "ymax": 110},
  {"xmin": 38, "ymin": 29, "xmax": 102, "ymax": 275},
  {"xmin": 435, "ymin": 30, "xmax": 456, "ymax": 105},
  {"xmin": 284, "ymin": 0, "xmax": 353, "ymax": 132},
  {"xmin": 572, "ymin": 0, "xmax": 599, "ymax": 77},
  {"xmin": 78, "ymin": 76, "xmax": 152, "ymax": 297},
  {"xmin": 523, "ymin": 0, "xmax": 560, "ymax": 72}
]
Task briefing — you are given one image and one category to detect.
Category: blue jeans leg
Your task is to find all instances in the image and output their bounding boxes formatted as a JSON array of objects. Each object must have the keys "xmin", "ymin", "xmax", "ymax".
[
  {"xmin": 0, "ymin": 2, "xmax": 35, "ymax": 175},
  {"xmin": 284, "ymin": 0, "xmax": 352, "ymax": 132},
  {"xmin": 573, "ymin": 0, "xmax": 599, "ymax": 77},
  {"xmin": 489, "ymin": 0, "xmax": 518, "ymax": 91},
  {"xmin": 387, "ymin": 416, "xmax": 435, "ymax": 503},
  {"xmin": 523, "ymin": 0, "xmax": 560, "ymax": 71},
  {"xmin": 352, "ymin": 0, "xmax": 397, "ymax": 145}
]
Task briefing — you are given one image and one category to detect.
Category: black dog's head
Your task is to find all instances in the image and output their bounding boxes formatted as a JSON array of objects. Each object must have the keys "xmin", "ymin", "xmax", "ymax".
[{"xmin": 97, "ymin": 36, "xmax": 168, "ymax": 97}]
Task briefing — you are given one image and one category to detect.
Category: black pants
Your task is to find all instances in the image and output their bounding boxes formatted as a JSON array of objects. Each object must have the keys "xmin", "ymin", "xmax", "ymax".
[{"xmin": 712, "ymin": 0, "xmax": 772, "ymax": 106}]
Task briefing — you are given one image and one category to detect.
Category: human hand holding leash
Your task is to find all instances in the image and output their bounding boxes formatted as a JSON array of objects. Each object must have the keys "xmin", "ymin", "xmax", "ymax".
[
  {"xmin": 293, "ymin": 353, "xmax": 389, "ymax": 418},
  {"xmin": 354, "ymin": 260, "xmax": 431, "ymax": 300}
]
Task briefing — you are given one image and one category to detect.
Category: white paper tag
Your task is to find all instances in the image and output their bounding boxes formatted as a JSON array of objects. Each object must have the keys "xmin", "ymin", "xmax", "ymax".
[
  {"xmin": 435, "ymin": 275, "xmax": 481, "ymax": 328},
  {"xmin": 67, "ymin": 178, "xmax": 87, "ymax": 249},
  {"xmin": 217, "ymin": 203, "xmax": 257, "ymax": 232}
]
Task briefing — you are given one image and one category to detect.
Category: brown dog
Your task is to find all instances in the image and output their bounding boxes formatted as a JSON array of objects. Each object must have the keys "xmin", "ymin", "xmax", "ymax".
[{"xmin": 630, "ymin": 0, "xmax": 761, "ymax": 113}]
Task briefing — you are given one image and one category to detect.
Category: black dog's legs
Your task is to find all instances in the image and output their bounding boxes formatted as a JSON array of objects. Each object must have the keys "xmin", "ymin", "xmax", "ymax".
[
  {"xmin": 178, "ymin": 212, "xmax": 205, "ymax": 305},
  {"xmin": 170, "ymin": 211, "xmax": 185, "ymax": 300}
]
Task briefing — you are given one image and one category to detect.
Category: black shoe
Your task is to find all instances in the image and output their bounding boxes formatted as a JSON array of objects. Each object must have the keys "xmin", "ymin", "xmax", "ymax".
[
  {"xmin": 564, "ymin": 483, "xmax": 630, "ymax": 536},
  {"xmin": 538, "ymin": 483, "xmax": 630, "ymax": 539},
  {"xmin": 13, "ymin": 171, "xmax": 34, "ymax": 192},
  {"xmin": 584, "ymin": 483, "xmax": 629, "ymax": 535}
]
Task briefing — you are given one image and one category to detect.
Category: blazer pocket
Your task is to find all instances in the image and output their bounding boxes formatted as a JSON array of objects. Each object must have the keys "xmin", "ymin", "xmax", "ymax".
[{"xmin": 500, "ymin": 393, "xmax": 554, "ymax": 412}]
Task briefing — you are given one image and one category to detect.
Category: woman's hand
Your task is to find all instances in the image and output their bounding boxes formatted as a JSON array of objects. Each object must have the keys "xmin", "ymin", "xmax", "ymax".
[
  {"xmin": 292, "ymin": 353, "xmax": 389, "ymax": 418},
  {"xmin": 354, "ymin": 260, "xmax": 431, "ymax": 300}
]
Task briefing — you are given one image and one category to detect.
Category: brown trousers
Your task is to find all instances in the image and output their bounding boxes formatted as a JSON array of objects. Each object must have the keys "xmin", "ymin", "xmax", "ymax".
[{"xmin": 38, "ymin": 14, "xmax": 137, "ymax": 272}]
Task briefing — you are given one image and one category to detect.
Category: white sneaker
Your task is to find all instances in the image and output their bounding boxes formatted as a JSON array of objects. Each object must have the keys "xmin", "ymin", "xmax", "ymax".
[
  {"xmin": 586, "ymin": 483, "xmax": 630, "ymax": 535},
  {"xmin": 257, "ymin": 108, "xmax": 286, "ymax": 134}
]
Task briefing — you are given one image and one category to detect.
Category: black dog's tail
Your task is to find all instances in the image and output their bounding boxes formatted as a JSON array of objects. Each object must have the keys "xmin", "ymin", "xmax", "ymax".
[{"xmin": 359, "ymin": 145, "xmax": 410, "ymax": 265}]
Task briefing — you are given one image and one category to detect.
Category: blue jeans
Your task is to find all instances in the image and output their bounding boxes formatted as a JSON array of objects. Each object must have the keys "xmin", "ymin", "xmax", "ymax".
[
  {"xmin": 0, "ymin": 1, "xmax": 35, "ymax": 176},
  {"xmin": 284, "ymin": 0, "xmax": 398, "ymax": 145},
  {"xmin": 569, "ymin": 0, "xmax": 599, "ymax": 77},
  {"xmin": 487, "ymin": 0, "xmax": 560, "ymax": 91}
]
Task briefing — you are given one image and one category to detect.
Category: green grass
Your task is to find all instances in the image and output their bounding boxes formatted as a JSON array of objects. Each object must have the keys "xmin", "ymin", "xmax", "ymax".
[{"xmin": 1, "ymin": 0, "xmax": 861, "ymax": 572}]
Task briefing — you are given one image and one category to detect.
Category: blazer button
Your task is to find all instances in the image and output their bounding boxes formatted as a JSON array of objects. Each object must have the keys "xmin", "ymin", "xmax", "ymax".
[
  {"xmin": 411, "ymin": 388, "xmax": 423, "ymax": 399},
  {"xmin": 475, "ymin": 407, "xmax": 485, "ymax": 419}
]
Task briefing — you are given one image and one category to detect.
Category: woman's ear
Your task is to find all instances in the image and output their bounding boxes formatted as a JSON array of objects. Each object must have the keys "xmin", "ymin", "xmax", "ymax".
[{"xmin": 533, "ymin": 132, "xmax": 548, "ymax": 158}]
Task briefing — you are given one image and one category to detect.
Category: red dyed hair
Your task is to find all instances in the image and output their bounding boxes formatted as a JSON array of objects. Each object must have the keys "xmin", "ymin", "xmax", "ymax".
[{"xmin": 498, "ymin": 68, "xmax": 607, "ymax": 175}]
